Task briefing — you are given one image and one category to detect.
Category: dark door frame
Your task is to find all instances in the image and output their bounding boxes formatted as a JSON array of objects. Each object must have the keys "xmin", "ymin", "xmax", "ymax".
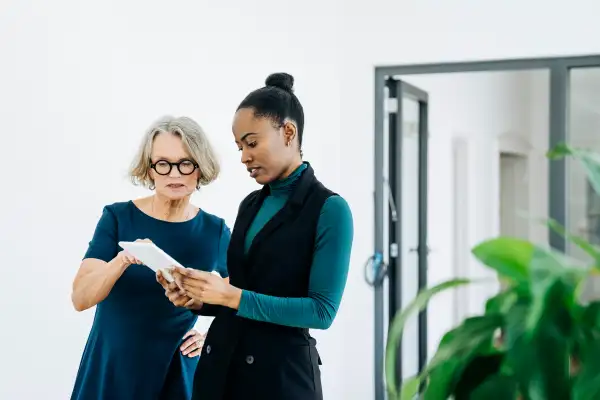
[{"xmin": 372, "ymin": 54, "xmax": 600, "ymax": 400}]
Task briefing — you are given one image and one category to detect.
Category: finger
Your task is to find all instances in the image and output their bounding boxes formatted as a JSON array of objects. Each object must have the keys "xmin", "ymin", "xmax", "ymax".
[
  {"xmin": 156, "ymin": 273, "xmax": 169, "ymax": 289},
  {"xmin": 172, "ymin": 266, "xmax": 207, "ymax": 280},
  {"xmin": 167, "ymin": 291, "xmax": 184, "ymax": 304},
  {"xmin": 181, "ymin": 279, "xmax": 206, "ymax": 292},
  {"xmin": 184, "ymin": 298, "xmax": 195, "ymax": 308},
  {"xmin": 180, "ymin": 335, "xmax": 203, "ymax": 353},
  {"xmin": 187, "ymin": 349, "xmax": 201, "ymax": 357},
  {"xmin": 182, "ymin": 330, "xmax": 197, "ymax": 339},
  {"xmin": 181, "ymin": 337, "xmax": 204, "ymax": 356}
]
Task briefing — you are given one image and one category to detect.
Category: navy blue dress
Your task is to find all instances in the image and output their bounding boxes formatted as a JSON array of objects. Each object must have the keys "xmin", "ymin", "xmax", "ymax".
[{"xmin": 71, "ymin": 201, "xmax": 230, "ymax": 400}]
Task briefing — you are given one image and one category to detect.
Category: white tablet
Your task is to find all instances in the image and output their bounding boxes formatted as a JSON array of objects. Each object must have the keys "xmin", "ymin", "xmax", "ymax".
[{"xmin": 118, "ymin": 241, "xmax": 181, "ymax": 283}]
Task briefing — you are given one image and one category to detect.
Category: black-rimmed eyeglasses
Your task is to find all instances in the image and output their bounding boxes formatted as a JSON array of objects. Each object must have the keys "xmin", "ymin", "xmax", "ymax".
[{"xmin": 150, "ymin": 159, "xmax": 198, "ymax": 176}]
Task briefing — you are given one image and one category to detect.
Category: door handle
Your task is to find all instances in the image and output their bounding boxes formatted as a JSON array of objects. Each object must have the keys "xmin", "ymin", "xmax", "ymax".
[{"xmin": 409, "ymin": 246, "xmax": 431, "ymax": 254}]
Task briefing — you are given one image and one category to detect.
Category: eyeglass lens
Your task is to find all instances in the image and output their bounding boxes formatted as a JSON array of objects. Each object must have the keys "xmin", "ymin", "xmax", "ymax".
[{"xmin": 153, "ymin": 160, "xmax": 196, "ymax": 175}]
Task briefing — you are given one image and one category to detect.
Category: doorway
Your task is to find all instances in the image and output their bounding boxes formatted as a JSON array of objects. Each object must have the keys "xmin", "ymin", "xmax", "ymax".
[
  {"xmin": 371, "ymin": 55, "xmax": 600, "ymax": 400},
  {"xmin": 372, "ymin": 78, "xmax": 429, "ymax": 393},
  {"xmin": 499, "ymin": 152, "xmax": 530, "ymax": 239}
]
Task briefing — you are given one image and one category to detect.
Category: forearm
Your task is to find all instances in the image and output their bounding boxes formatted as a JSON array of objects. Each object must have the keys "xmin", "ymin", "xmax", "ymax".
[
  {"xmin": 237, "ymin": 291, "xmax": 336, "ymax": 329},
  {"xmin": 236, "ymin": 196, "xmax": 353, "ymax": 330},
  {"xmin": 71, "ymin": 258, "xmax": 127, "ymax": 311}
]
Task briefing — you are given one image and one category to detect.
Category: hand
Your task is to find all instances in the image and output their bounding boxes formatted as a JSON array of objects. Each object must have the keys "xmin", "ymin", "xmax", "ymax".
[
  {"xmin": 172, "ymin": 267, "xmax": 242, "ymax": 309},
  {"xmin": 112, "ymin": 250, "xmax": 142, "ymax": 269},
  {"xmin": 111, "ymin": 238, "xmax": 151, "ymax": 269},
  {"xmin": 180, "ymin": 329, "xmax": 205, "ymax": 357},
  {"xmin": 156, "ymin": 270, "xmax": 202, "ymax": 310}
]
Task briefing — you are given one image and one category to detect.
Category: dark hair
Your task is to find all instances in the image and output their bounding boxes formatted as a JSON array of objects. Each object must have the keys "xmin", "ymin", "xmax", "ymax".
[{"xmin": 236, "ymin": 72, "xmax": 305, "ymax": 156}]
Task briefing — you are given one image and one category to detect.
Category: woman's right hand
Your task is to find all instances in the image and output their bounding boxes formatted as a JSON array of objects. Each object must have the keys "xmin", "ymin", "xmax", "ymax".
[
  {"xmin": 110, "ymin": 238, "xmax": 150, "ymax": 269},
  {"xmin": 156, "ymin": 270, "xmax": 203, "ymax": 310},
  {"xmin": 111, "ymin": 250, "xmax": 142, "ymax": 269}
]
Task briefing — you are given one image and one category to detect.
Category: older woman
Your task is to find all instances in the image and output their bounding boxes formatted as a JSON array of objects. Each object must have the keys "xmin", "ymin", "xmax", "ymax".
[
  {"xmin": 159, "ymin": 73, "xmax": 354, "ymax": 400},
  {"xmin": 70, "ymin": 116, "xmax": 230, "ymax": 400}
]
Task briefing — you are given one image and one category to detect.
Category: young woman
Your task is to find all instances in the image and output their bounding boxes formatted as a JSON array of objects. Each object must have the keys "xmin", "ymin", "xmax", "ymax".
[
  {"xmin": 158, "ymin": 73, "xmax": 354, "ymax": 399},
  {"xmin": 71, "ymin": 116, "xmax": 230, "ymax": 400}
]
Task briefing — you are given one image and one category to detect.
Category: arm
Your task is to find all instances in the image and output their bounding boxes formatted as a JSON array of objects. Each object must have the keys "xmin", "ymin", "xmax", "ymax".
[
  {"xmin": 192, "ymin": 222, "xmax": 231, "ymax": 317},
  {"xmin": 235, "ymin": 195, "xmax": 354, "ymax": 329},
  {"xmin": 71, "ymin": 207, "xmax": 126, "ymax": 311}
]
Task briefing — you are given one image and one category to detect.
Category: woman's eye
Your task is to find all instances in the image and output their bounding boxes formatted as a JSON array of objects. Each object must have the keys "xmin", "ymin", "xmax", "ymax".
[{"xmin": 248, "ymin": 142, "xmax": 257, "ymax": 148}]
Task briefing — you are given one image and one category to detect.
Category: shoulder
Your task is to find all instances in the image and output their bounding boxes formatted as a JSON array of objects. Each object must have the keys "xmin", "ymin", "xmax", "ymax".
[
  {"xmin": 320, "ymin": 195, "xmax": 353, "ymax": 223},
  {"xmin": 96, "ymin": 200, "xmax": 133, "ymax": 221},
  {"xmin": 103, "ymin": 200, "xmax": 133, "ymax": 214},
  {"xmin": 198, "ymin": 209, "xmax": 229, "ymax": 231},
  {"xmin": 238, "ymin": 189, "xmax": 262, "ymax": 213}
]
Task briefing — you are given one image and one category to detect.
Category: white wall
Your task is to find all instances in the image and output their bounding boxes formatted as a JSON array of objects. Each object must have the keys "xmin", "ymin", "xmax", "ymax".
[
  {"xmin": 0, "ymin": 1, "xmax": 344, "ymax": 399},
  {"xmin": 2, "ymin": 0, "xmax": 600, "ymax": 399}
]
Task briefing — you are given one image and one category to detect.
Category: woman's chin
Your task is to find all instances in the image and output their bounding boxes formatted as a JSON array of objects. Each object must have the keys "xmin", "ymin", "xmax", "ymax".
[
  {"xmin": 253, "ymin": 174, "xmax": 272, "ymax": 185},
  {"xmin": 160, "ymin": 188, "xmax": 193, "ymax": 200}
]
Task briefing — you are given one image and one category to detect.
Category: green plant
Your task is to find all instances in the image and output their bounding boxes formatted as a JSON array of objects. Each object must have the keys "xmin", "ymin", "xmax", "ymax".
[{"xmin": 385, "ymin": 143, "xmax": 600, "ymax": 400}]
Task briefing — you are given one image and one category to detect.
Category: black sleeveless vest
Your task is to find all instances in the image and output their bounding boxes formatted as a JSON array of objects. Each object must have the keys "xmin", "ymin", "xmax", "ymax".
[{"xmin": 192, "ymin": 163, "xmax": 335, "ymax": 400}]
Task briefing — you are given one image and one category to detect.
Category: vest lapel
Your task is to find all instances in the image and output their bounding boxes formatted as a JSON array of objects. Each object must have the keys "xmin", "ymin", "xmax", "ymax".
[{"xmin": 246, "ymin": 165, "xmax": 316, "ymax": 260}]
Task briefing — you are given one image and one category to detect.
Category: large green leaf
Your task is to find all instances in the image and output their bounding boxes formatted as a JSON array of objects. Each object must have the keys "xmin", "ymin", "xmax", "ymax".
[
  {"xmin": 579, "ymin": 302, "xmax": 600, "ymax": 338},
  {"xmin": 423, "ymin": 315, "xmax": 503, "ymax": 400},
  {"xmin": 526, "ymin": 246, "xmax": 583, "ymax": 333},
  {"xmin": 547, "ymin": 143, "xmax": 600, "ymax": 196},
  {"xmin": 513, "ymin": 281, "xmax": 573, "ymax": 400},
  {"xmin": 572, "ymin": 338, "xmax": 600, "ymax": 400},
  {"xmin": 472, "ymin": 237, "xmax": 533, "ymax": 283},
  {"xmin": 546, "ymin": 218, "xmax": 600, "ymax": 266},
  {"xmin": 485, "ymin": 287, "xmax": 519, "ymax": 316},
  {"xmin": 468, "ymin": 373, "xmax": 519, "ymax": 400},
  {"xmin": 386, "ymin": 278, "xmax": 472, "ymax": 398},
  {"xmin": 502, "ymin": 300, "xmax": 535, "ymax": 397},
  {"xmin": 399, "ymin": 376, "xmax": 420, "ymax": 400}
]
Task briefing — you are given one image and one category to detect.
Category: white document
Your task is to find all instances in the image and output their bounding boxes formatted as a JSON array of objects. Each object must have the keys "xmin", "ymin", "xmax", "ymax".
[{"xmin": 118, "ymin": 241, "xmax": 181, "ymax": 283}]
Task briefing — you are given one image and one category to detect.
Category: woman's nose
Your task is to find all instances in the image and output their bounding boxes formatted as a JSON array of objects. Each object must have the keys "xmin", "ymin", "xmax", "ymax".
[
  {"xmin": 169, "ymin": 166, "xmax": 182, "ymax": 177},
  {"xmin": 241, "ymin": 149, "xmax": 252, "ymax": 164}
]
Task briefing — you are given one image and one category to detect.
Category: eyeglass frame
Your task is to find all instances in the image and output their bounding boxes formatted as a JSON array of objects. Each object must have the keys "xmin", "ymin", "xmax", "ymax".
[{"xmin": 150, "ymin": 159, "xmax": 199, "ymax": 176}]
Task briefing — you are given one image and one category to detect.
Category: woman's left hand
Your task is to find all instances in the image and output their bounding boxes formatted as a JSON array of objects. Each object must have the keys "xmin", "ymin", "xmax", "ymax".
[
  {"xmin": 180, "ymin": 329, "xmax": 205, "ymax": 357},
  {"xmin": 172, "ymin": 267, "xmax": 242, "ymax": 309}
]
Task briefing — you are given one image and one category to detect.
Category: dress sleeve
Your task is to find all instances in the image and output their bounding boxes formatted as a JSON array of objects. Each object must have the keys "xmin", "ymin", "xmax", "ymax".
[
  {"xmin": 236, "ymin": 195, "xmax": 354, "ymax": 329},
  {"xmin": 83, "ymin": 206, "xmax": 120, "ymax": 263},
  {"xmin": 216, "ymin": 222, "xmax": 231, "ymax": 278}
]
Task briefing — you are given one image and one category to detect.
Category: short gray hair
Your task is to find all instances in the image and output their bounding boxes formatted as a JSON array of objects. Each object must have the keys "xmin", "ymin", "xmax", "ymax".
[{"xmin": 129, "ymin": 116, "xmax": 220, "ymax": 189}]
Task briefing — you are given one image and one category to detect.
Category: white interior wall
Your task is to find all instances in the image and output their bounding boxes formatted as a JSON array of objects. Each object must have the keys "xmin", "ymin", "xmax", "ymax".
[
  {"xmin": 0, "ymin": 1, "xmax": 345, "ymax": 399},
  {"xmin": 2, "ymin": 0, "xmax": 600, "ymax": 399}
]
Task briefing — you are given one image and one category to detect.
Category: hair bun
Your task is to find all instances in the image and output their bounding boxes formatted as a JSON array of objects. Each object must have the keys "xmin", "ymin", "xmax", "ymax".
[{"xmin": 265, "ymin": 72, "xmax": 294, "ymax": 93}]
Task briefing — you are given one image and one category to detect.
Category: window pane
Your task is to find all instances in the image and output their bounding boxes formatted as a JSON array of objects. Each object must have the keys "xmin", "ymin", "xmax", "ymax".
[
  {"xmin": 568, "ymin": 67, "xmax": 600, "ymax": 300},
  {"xmin": 568, "ymin": 68, "xmax": 600, "ymax": 260}
]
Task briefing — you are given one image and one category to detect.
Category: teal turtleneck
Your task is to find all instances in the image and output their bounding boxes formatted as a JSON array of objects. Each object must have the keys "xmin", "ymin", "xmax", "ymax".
[{"xmin": 236, "ymin": 162, "xmax": 354, "ymax": 329}]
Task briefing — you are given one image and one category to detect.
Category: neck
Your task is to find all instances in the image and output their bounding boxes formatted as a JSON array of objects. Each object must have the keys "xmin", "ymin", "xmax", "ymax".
[
  {"xmin": 269, "ymin": 161, "xmax": 307, "ymax": 196},
  {"xmin": 151, "ymin": 194, "xmax": 192, "ymax": 222},
  {"xmin": 279, "ymin": 158, "xmax": 303, "ymax": 181}
]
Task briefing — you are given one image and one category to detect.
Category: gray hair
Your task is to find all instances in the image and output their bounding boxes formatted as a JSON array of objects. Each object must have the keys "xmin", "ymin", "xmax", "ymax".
[{"xmin": 129, "ymin": 116, "xmax": 220, "ymax": 189}]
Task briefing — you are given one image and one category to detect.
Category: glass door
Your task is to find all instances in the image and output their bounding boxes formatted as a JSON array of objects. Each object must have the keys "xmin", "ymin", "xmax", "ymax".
[{"xmin": 379, "ymin": 78, "xmax": 429, "ymax": 393}]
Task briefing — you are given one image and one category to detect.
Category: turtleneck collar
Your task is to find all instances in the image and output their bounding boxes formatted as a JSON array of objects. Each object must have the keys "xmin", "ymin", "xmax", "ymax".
[{"xmin": 268, "ymin": 162, "xmax": 308, "ymax": 197}]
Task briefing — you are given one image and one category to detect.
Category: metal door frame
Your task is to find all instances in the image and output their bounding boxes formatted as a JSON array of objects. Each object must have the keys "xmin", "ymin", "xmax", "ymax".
[{"xmin": 373, "ymin": 54, "xmax": 600, "ymax": 400}]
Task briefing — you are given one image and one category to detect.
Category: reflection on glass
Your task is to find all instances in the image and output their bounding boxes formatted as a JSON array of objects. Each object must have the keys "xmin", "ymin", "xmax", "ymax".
[
  {"xmin": 568, "ymin": 67, "xmax": 600, "ymax": 299},
  {"xmin": 401, "ymin": 96, "xmax": 420, "ymax": 379},
  {"xmin": 568, "ymin": 68, "xmax": 600, "ymax": 260}
]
